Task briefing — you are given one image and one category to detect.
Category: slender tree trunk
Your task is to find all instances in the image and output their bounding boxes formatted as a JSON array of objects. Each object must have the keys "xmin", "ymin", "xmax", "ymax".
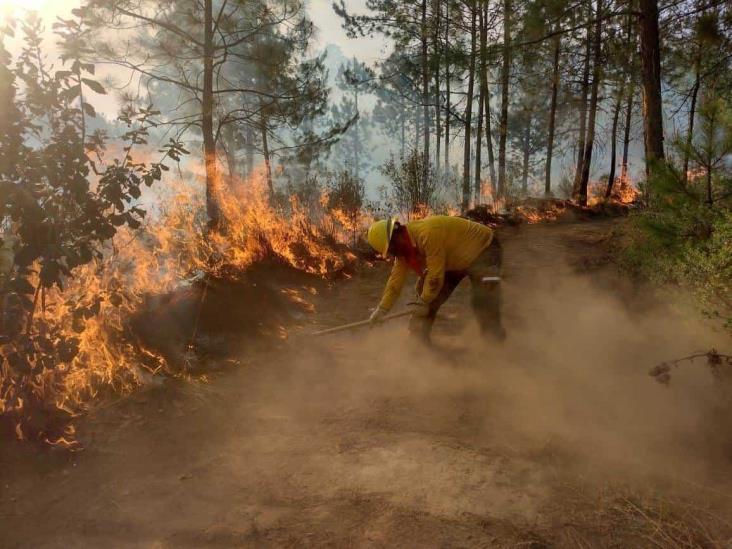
[
  {"xmin": 545, "ymin": 32, "xmax": 560, "ymax": 196},
  {"xmin": 573, "ymin": 2, "xmax": 592, "ymax": 199},
  {"xmin": 421, "ymin": 0, "xmax": 430, "ymax": 175},
  {"xmin": 619, "ymin": 8, "xmax": 635, "ymax": 191},
  {"xmin": 638, "ymin": 0, "xmax": 665, "ymax": 175},
  {"xmin": 401, "ymin": 108, "xmax": 406, "ymax": 158},
  {"xmin": 497, "ymin": 0, "xmax": 511, "ymax": 196},
  {"xmin": 462, "ymin": 1, "xmax": 477, "ymax": 211},
  {"xmin": 434, "ymin": 0, "xmax": 442, "ymax": 172},
  {"xmin": 606, "ymin": 83, "xmax": 625, "ymax": 198},
  {"xmin": 245, "ymin": 125, "xmax": 255, "ymax": 178},
  {"xmin": 620, "ymin": 82, "xmax": 634, "ymax": 188},
  {"xmin": 578, "ymin": 0, "xmax": 604, "ymax": 206},
  {"xmin": 354, "ymin": 87, "xmax": 361, "ymax": 178},
  {"xmin": 444, "ymin": 0, "xmax": 450, "ymax": 173},
  {"xmin": 260, "ymin": 114, "xmax": 273, "ymax": 196},
  {"xmin": 474, "ymin": 2, "xmax": 487, "ymax": 202},
  {"xmin": 475, "ymin": 89, "xmax": 484, "ymax": 202},
  {"xmin": 683, "ymin": 51, "xmax": 701, "ymax": 183},
  {"xmin": 415, "ymin": 107, "xmax": 421, "ymax": 151},
  {"xmin": 522, "ymin": 113, "xmax": 531, "ymax": 193},
  {"xmin": 479, "ymin": 2, "xmax": 496, "ymax": 198},
  {"xmin": 202, "ymin": 0, "xmax": 220, "ymax": 226}
]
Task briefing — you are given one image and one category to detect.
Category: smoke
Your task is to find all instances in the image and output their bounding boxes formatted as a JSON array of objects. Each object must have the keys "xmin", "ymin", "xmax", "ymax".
[{"xmin": 248, "ymin": 228, "xmax": 732, "ymax": 524}]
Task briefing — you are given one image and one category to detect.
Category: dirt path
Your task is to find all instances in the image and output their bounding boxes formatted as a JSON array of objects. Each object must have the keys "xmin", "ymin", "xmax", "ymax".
[{"xmin": 2, "ymin": 219, "xmax": 731, "ymax": 548}]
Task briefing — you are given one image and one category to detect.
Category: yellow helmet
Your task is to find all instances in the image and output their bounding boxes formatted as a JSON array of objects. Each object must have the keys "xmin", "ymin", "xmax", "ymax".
[{"xmin": 366, "ymin": 218, "xmax": 397, "ymax": 256}]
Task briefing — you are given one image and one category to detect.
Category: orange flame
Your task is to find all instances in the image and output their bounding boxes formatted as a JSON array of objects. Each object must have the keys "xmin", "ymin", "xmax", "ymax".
[{"xmin": 1, "ymin": 165, "xmax": 361, "ymax": 445}]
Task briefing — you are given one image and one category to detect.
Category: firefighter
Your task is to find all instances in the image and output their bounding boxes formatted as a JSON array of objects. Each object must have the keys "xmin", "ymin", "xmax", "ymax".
[{"xmin": 366, "ymin": 215, "xmax": 505, "ymax": 343}]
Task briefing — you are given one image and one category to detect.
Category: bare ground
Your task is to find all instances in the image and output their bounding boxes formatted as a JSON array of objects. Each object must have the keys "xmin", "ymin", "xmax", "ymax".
[{"xmin": 2, "ymin": 219, "xmax": 731, "ymax": 548}]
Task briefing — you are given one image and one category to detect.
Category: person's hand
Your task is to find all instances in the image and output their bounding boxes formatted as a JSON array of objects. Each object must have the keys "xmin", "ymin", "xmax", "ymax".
[
  {"xmin": 369, "ymin": 306, "xmax": 388, "ymax": 326},
  {"xmin": 408, "ymin": 298, "xmax": 430, "ymax": 318}
]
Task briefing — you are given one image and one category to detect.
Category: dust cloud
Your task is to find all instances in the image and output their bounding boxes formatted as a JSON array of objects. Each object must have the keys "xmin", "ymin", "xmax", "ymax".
[{"xmin": 250, "ymin": 222, "xmax": 732, "ymax": 525}]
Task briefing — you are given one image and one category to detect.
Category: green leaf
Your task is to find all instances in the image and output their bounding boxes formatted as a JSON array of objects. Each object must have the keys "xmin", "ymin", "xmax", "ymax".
[
  {"xmin": 82, "ymin": 102, "xmax": 96, "ymax": 118},
  {"xmin": 81, "ymin": 78, "xmax": 106, "ymax": 95}
]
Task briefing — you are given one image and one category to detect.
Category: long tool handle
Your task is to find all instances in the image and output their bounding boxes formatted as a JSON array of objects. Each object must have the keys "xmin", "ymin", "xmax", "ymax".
[{"xmin": 312, "ymin": 310, "xmax": 412, "ymax": 337}]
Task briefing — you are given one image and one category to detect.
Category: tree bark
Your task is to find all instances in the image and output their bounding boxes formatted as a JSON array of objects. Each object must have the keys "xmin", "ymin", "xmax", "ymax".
[
  {"xmin": 497, "ymin": 0, "xmax": 511, "ymax": 197},
  {"xmin": 434, "ymin": 0, "xmax": 442, "ymax": 172},
  {"xmin": 638, "ymin": 0, "xmax": 665, "ymax": 175},
  {"xmin": 545, "ymin": 32, "xmax": 560, "ymax": 196},
  {"xmin": 354, "ymin": 81, "xmax": 361, "ymax": 178},
  {"xmin": 620, "ymin": 86, "xmax": 634, "ymax": 190},
  {"xmin": 202, "ymin": 0, "xmax": 220, "ymax": 227},
  {"xmin": 605, "ymin": 82, "xmax": 624, "ymax": 198},
  {"xmin": 578, "ymin": 0, "xmax": 604, "ymax": 206},
  {"xmin": 260, "ymin": 114, "xmax": 273, "ymax": 197},
  {"xmin": 421, "ymin": 0, "xmax": 430, "ymax": 177},
  {"xmin": 522, "ymin": 113, "xmax": 531, "ymax": 193},
  {"xmin": 572, "ymin": 2, "xmax": 592, "ymax": 199},
  {"xmin": 245, "ymin": 125, "xmax": 255, "ymax": 178},
  {"xmin": 462, "ymin": 1, "xmax": 477, "ymax": 211},
  {"xmin": 444, "ymin": 0, "xmax": 450, "ymax": 173},
  {"xmin": 474, "ymin": 2, "xmax": 487, "ymax": 202},
  {"xmin": 683, "ymin": 51, "xmax": 701, "ymax": 183},
  {"xmin": 475, "ymin": 88, "xmax": 484, "ymax": 202}
]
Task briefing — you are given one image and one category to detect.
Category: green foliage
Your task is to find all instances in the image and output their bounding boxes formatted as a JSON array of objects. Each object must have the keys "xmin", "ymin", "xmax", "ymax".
[
  {"xmin": 619, "ymin": 92, "xmax": 732, "ymax": 329},
  {"xmin": 0, "ymin": 11, "xmax": 185, "ymax": 442}
]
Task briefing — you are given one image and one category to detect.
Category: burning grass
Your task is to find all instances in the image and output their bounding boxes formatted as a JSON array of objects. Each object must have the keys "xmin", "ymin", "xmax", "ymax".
[{"xmin": 0, "ymin": 168, "xmax": 360, "ymax": 447}]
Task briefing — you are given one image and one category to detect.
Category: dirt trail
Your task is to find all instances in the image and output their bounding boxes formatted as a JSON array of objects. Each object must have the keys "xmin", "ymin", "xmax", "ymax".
[{"xmin": 2, "ymin": 219, "xmax": 731, "ymax": 548}]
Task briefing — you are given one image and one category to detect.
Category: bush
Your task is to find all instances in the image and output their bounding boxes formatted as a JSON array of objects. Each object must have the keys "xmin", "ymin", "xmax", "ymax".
[
  {"xmin": 380, "ymin": 149, "xmax": 441, "ymax": 216},
  {"xmin": 618, "ymin": 92, "xmax": 732, "ymax": 330}
]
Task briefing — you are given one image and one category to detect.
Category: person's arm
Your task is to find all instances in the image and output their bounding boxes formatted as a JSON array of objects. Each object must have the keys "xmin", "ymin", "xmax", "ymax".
[{"xmin": 378, "ymin": 258, "xmax": 408, "ymax": 311}]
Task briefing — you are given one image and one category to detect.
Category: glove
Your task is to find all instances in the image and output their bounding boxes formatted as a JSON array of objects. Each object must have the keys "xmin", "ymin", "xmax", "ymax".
[
  {"xmin": 369, "ymin": 306, "xmax": 388, "ymax": 326},
  {"xmin": 408, "ymin": 298, "xmax": 430, "ymax": 318}
]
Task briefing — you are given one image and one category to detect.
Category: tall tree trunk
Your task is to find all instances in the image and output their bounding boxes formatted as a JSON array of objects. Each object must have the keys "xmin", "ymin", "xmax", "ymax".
[
  {"xmin": 578, "ymin": 0, "xmax": 604, "ymax": 206},
  {"xmin": 605, "ymin": 82, "xmax": 625, "ymax": 198},
  {"xmin": 421, "ymin": 0, "xmax": 430, "ymax": 176},
  {"xmin": 260, "ymin": 114, "xmax": 273, "ymax": 196},
  {"xmin": 573, "ymin": 2, "xmax": 592, "ymax": 199},
  {"xmin": 620, "ymin": 81, "xmax": 634, "ymax": 189},
  {"xmin": 484, "ymin": 84, "xmax": 497, "ymax": 195},
  {"xmin": 434, "ymin": 0, "xmax": 442, "ymax": 172},
  {"xmin": 475, "ymin": 89, "xmax": 484, "ymax": 202},
  {"xmin": 545, "ymin": 32, "xmax": 560, "ymax": 196},
  {"xmin": 474, "ymin": 2, "xmax": 487, "ymax": 202},
  {"xmin": 354, "ymin": 87, "xmax": 361, "ymax": 178},
  {"xmin": 479, "ymin": 1, "xmax": 496, "ymax": 197},
  {"xmin": 415, "ymin": 106, "xmax": 421, "ymax": 151},
  {"xmin": 618, "ymin": 8, "xmax": 635, "ymax": 192},
  {"xmin": 638, "ymin": 0, "xmax": 665, "ymax": 176},
  {"xmin": 245, "ymin": 125, "xmax": 255, "ymax": 178},
  {"xmin": 522, "ymin": 113, "xmax": 531, "ymax": 193},
  {"xmin": 683, "ymin": 50, "xmax": 701, "ymax": 183},
  {"xmin": 444, "ymin": 0, "xmax": 450, "ymax": 173},
  {"xmin": 497, "ymin": 0, "xmax": 511, "ymax": 196},
  {"xmin": 462, "ymin": 1, "xmax": 477, "ymax": 211},
  {"xmin": 202, "ymin": 0, "xmax": 220, "ymax": 227},
  {"xmin": 401, "ymin": 107, "xmax": 406, "ymax": 158}
]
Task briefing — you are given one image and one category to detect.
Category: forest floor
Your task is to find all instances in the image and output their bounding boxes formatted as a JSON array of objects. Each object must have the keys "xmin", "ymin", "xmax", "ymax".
[{"xmin": 2, "ymin": 218, "xmax": 732, "ymax": 548}]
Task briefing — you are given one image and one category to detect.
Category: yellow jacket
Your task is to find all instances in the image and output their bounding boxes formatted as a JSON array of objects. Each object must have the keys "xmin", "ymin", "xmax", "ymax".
[{"xmin": 378, "ymin": 215, "xmax": 493, "ymax": 310}]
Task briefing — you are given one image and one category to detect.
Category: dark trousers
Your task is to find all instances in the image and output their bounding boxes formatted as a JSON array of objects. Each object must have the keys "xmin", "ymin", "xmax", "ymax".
[{"xmin": 410, "ymin": 237, "xmax": 505, "ymax": 343}]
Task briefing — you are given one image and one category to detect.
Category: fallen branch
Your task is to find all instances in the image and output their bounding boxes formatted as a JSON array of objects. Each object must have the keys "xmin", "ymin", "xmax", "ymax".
[{"xmin": 649, "ymin": 349, "xmax": 732, "ymax": 385}]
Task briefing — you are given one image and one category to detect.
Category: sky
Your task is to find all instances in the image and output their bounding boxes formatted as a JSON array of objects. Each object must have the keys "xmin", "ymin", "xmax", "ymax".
[{"xmin": 0, "ymin": 0, "xmax": 389, "ymax": 117}]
